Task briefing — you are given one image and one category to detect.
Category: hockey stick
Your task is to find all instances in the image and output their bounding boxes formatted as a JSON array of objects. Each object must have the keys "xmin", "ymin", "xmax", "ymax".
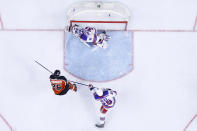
[
  {"xmin": 69, "ymin": 81, "xmax": 89, "ymax": 86},
  {"xmin": 34, "ymin": 60, "xmax": 53, "ymax": 74},
  {"xmin": 34, "ymin": 60, "xmax": 89, "ymax": 87}
]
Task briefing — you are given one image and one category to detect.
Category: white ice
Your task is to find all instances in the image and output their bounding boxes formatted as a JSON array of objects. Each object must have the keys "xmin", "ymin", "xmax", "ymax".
[{"xmin": 0, "ymin": 0, "xmax": 197, "ymax": 131}]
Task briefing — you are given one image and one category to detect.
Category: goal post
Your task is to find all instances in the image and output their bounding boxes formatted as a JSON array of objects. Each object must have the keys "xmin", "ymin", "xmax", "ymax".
[
  {"xmin": 70, "ymin": 20, "xmax": 128, "ymax": 31},
  {"xmin": 66, "ymin": 1, "xmax": 131, "ymax": 31}
]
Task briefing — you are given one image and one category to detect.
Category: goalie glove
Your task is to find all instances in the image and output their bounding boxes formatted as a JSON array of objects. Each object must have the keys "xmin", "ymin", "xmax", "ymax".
[{"xmin": 96, "ymin": 40, "xmax": 107, "ymax": 49}]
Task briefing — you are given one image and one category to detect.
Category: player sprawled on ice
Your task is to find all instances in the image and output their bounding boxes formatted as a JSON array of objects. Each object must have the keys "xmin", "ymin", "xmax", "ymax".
[
  {"xmin": 50, "ymin": 70, "xmax": 77, "ymax": 95},
  {"xmin": 68, "ymin": 24, "xmax": 111, "ymax": 49},
  {"xmin": 88, "ymin": 84, "xmax": 117, "ymax": 128}
]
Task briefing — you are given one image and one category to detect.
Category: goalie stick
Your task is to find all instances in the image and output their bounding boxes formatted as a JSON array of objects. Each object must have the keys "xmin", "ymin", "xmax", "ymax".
[
  {"xmin": 34, "ymin": 60, "xmax": 89, "ymax": 86},
  {"xmin": 65, "ymin": 25, "xmax": 72, "ymax": 32}
]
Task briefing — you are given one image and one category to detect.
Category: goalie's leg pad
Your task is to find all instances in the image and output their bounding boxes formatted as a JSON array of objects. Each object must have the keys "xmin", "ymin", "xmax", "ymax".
[{"xmin": 72, "ymin": 25, "xmax": 82, "ymax": 37}]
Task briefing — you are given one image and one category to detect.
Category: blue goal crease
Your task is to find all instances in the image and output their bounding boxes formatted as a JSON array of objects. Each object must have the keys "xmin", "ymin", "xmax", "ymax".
[{"xmin": 64, "ymin": 31, "xmax": 133, "ymax": 82}]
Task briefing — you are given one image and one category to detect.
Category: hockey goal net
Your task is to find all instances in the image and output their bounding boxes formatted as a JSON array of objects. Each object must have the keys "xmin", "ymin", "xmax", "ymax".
[{"xmin": 66, "ymin": 1, "xmax": 130, "ymax": 31}]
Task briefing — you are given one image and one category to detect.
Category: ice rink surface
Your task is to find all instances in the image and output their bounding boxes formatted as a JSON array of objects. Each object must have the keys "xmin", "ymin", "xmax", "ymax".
[
  {"xmin": 65, "ymin": 31, "xmax": 133, "ymax": 82},
  {"xmin": 0, "ymin": 0, "xmax": 197, "ymax": 131}
]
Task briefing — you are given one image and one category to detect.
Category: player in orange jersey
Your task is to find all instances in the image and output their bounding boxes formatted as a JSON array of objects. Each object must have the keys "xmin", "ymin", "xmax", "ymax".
[{"xmin": 50, "ymin": 70, "xmax": 77, "ymax": 95}]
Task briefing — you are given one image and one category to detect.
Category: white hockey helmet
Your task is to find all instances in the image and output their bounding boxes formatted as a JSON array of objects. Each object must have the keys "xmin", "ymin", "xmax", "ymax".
[{"xmin": 95, "ymin": 88, "xmax": 103, "ymax": 96}]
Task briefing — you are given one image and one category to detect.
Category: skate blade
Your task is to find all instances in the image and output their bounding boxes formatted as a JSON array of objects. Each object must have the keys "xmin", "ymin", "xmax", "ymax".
[{"xmin": 95, "ymin": 124, "xmax": 104, "ymax": 128}]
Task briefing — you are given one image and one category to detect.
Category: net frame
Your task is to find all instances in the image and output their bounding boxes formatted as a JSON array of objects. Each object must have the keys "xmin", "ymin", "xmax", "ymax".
[
  {"xmin": 66, "ymin": 1, "xmax": 130, "ymax": 31},
  {"xmin": 70, "ymin": 20, "xmax": 128, "ymax": 31}
]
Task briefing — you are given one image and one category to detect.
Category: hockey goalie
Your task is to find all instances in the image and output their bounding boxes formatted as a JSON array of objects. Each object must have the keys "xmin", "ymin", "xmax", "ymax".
[{"xmin": 68, "ymin": 24, "xmax": 111, "ymax": 49}]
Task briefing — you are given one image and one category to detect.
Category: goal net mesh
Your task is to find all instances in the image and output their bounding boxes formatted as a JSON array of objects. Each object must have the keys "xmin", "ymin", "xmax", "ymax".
[{"xmin": 66, "ymin": 1, "xmax": 130, "ymax": 31}]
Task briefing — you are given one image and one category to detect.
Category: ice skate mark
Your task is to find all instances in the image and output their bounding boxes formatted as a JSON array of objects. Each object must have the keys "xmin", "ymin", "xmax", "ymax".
[
  {"xmin": 0, "ymin": 14, "xmax": 4, "ymax": 30},
  {"xmin": 131, "ymin": 29, "xmax": 193, "ymax": 32},
  {"xmin": 63, "ymin": 31, "xmax": 66, "ymax": 65},
  {"xmin": 64, "ymin": 66, "xmax": 133, "ymax": 83},
  {"xmin": 63, "ymin": 30, "xmax": 134, "ymax": 82},
  {"xmin": 0, "ymin": 15, "xmax": 196, "ymax": 32},
  {"xmin": 64, "ymin": 61, "xmax": 128, "ymax": 83},
  {"xmin": 183, "ymin": 113, "xmax": 197, "ymax": 131},
  {"xmin": 3, "ymin": 29, "xmax": 64, "ymax": 32},
  {"xmin": 0, "ymin": 14, "xmax": 63, "ymax": 31},
  {"xmin": 63, "ymin": 31, "xmax": 69, "ymax": 67},
  {"xmin": 0, "ymin": 113, "xmax": 13, "ymax": 131},
  {"xmin": 193, "ymin": 16, "xmax": 197, "ymax": 31},
  {"xmin": 130, "ymin": 31, "xmax": 134, "ymax": 70}
]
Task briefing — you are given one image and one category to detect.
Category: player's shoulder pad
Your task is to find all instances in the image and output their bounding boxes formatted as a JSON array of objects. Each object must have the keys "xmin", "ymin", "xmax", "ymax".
[
  {"xmin": 94, "ymin": 90, "xmax": 109, "ymax": 100},
  {"xmin": 50, "ymin": 75, "xmax": 56, "ymax": 79}
]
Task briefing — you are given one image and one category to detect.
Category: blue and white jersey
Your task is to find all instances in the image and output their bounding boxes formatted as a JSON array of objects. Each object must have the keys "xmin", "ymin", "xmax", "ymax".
[
  {"xmin": 93, "ymin": 88, "xmax": 117, "ymax": 109},
  {"xmin": 79, "ymin": 27, "xmax": 97, "ymax": 43}
]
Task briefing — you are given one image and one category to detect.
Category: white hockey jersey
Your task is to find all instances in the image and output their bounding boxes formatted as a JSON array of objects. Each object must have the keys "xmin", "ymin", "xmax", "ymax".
[
  {"xmin": 71, "ymin": 25, "xmax": 110, "ymax": 49},
  {"xmin": 73, "ymin": 26, "xmax": 97, "ymax": 43},
  {"xmin": 92, "ymin": 88, "xmax": 117, "ymax": 109}
]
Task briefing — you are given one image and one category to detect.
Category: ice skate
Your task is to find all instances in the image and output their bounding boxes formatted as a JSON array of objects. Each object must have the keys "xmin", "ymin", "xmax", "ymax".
[{"xmin": 95, "ymin": 122, "xmax": 105, "ymax": 128}]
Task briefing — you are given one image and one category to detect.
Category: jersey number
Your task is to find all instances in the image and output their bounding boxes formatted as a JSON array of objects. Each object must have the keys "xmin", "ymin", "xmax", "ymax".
[
  {"xmin": 102, "ymin": 98, "xmax": 112, "ymax": 105},
  {"xmin": 52, "ymin": 84, "xmax": 62, "ymax": 90}
]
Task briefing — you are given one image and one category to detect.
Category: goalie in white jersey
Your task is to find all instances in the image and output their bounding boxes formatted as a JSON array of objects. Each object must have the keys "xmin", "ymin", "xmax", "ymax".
[
  {"xmin": 69, "ymin": 24, "xmax": 111, "ymax": 49},
  {"xmin": 88, "ymin": 84, "xmax": 117, "ymax": 128}
]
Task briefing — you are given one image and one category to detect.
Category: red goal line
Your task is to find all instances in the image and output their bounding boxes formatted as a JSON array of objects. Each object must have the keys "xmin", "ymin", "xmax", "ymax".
[{"xmin": 70, "ymin": 20, "xmax": 128, "ymax": 31}]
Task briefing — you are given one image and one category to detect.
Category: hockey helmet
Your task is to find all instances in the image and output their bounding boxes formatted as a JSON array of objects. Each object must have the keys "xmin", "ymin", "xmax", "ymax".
[
  {"xmin": 54, "ymin": 70, "xmax": 60, "ymax": 76},
  {"xmin": 95, "ymin": 88, "xmax": 103, "ymax": 96}
]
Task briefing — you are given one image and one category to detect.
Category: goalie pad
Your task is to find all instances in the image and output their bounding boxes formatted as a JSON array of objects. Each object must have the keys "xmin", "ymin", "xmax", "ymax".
[
  {"xmin": 69, "ymin": 25, "xmax": 111, "ymax": 49},
  {"xmin": 72, "ymin": 24, "xmax": 83, "ymax": 37},
  {"xmin": 95, "ymin": 33, "xmax": 111, "ymax": 49},
  {"xmin": 96, "ymin": 40, "xmax": 108, "ymax": 49}
]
